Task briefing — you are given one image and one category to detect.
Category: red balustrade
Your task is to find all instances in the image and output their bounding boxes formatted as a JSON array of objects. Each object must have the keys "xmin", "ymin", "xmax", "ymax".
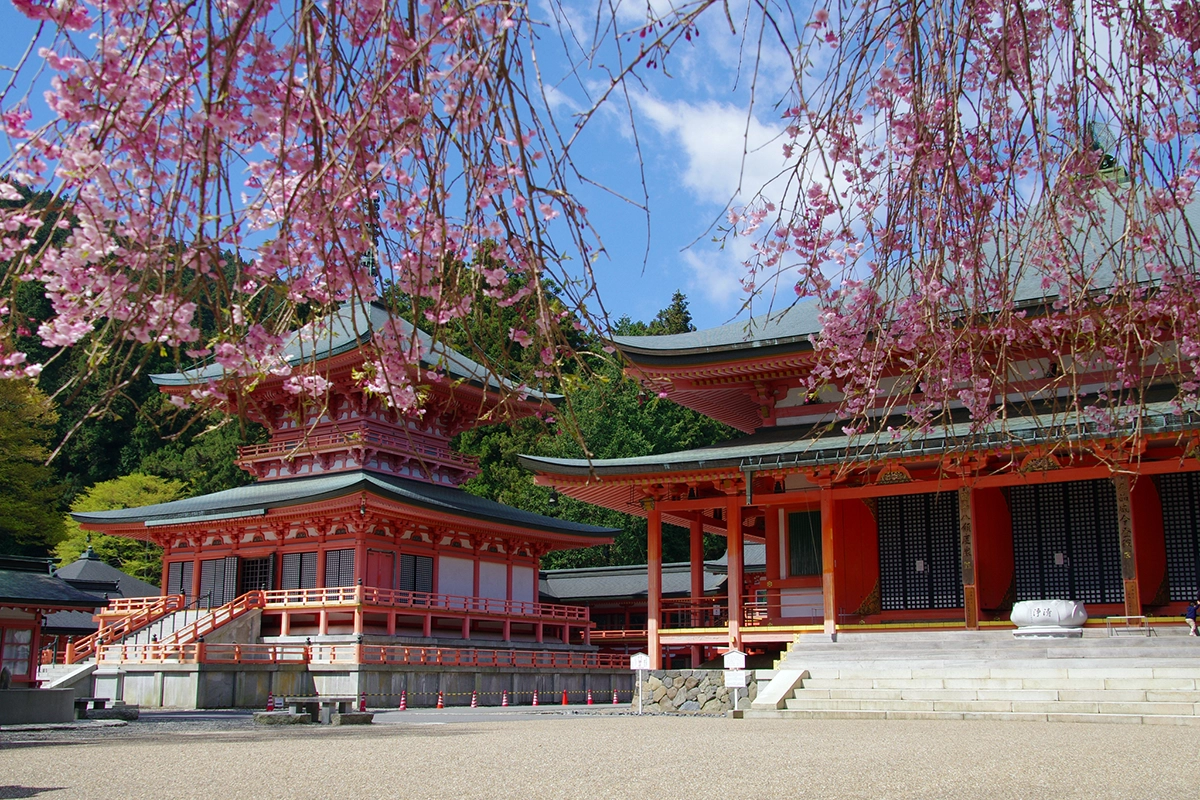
[
  {"xmin": 95, "ymin": 641, "xmax": 628, "ymax": 669},
  {"xmin": 237, "ymin": 425, "xmax": 479, "ymax": 470},
  {"xmin": 261, "ymin": 586, "xmax": 590, "ymax": 622},
  {"xmin": 66, "ymin": 594, "xmax": 186, "ymax": 664},
  {"xmin": 154, "ymin": 591, "xmax": 267, "ymax": 646}
]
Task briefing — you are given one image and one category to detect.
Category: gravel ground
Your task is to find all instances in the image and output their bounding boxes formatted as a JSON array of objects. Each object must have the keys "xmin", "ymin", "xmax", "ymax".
[{"xmin": 2, "ymin": 711, "xmax": 1197, "ymax": 799}]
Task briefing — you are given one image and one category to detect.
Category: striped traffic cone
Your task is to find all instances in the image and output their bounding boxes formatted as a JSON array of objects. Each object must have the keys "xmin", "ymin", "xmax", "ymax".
[
  {"xmin": 470, "ymin": 690, "xmax": 478, "ymax": 708},
  {"xmin": 501, "ymin": 690, "xmax": 508, "ymax": 707},
  {"xmin": 561, "ymin": 689, "xmax": 568, "ymax": 706},
  {"xmin": 612, "ymin": 688, "xmax": 618, "ymax": 705},
  {"xmin": 436, "ymin": 690, "xmax": 445, "ymax": 709},
  {"xmin": 266, "ymin": 691, "xmax": 275, "ymax": 712},
  {"xmin": 359, "ymin": 692, "xmax": 367, "ymax": 712},
  {"xmin": 399, "ymin": 690, "xmax": 407, "ymax": 711},
  {"xmin": 532, "ymin": 689, "xmax": 539, "ymax": 706}
]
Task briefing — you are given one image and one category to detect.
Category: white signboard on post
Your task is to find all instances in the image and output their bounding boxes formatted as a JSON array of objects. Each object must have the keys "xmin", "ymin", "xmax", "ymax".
[
  {"xmin": 630, "ymin": 652, "xmax": 651, "ymax": 715},
  {"xmin": 722, "ymin": 648, "xmax": 747, "ymax": 711}
]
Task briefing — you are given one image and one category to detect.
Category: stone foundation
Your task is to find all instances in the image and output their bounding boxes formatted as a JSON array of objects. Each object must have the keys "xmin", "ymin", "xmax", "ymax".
[{"xmin": 637, "ymin": 670, "xmax": 758, "ymax": 714}]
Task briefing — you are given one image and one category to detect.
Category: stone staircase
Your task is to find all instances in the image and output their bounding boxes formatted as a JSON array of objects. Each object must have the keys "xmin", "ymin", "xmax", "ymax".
[
  {"xmin": 123, "ymin": 609, "xmax": 207, "ymax": 644},
  {"xmin": 746, "ymin": 627, "xmax": 1200, "ymax": 724}
]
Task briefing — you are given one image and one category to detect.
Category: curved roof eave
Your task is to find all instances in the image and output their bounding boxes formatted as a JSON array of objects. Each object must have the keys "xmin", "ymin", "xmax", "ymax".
[
  {"xmin": 150, "ymin": 300, "xmax": 562, "ymax": 403},
  {"xmin": 73, "ymin": 470, "xmax": 616, "ymax": 541}
]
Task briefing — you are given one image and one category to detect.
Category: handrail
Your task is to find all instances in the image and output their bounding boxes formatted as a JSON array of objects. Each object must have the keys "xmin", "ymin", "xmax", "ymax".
[
  {"xmin": 261, "ymin": 585, "xmax": 590, "ymax": 622},
  {"xmin": 154, "ymin": 591, "xmax": 267, "ymax": 646},
  {"xmin": 66, "ymin": 594, "xmax": 187, "ymax": 664},
  {"xmin": 238, "ymin": 425, "xmax": 480, "ymax": 469}
]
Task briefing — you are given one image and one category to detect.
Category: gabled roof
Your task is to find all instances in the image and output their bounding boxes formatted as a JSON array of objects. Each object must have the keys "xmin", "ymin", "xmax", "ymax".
[
  {"xmin": 538, "ymin": 546, "xmax": 768, "ymax": 602},
  {"xmin": 72, "ymin": 469, "xmax": 617, "ymax": 542},
  {"xmin": 151, "ymin": 299, "xmax": 560, "ymax": 401},
  {"xmin": 540, "ymin": 561, "xmax": 724, "ymax": 602},
  {"xmin": 0, "ymin": 556, "xmax": 105, "ymax": 610}
]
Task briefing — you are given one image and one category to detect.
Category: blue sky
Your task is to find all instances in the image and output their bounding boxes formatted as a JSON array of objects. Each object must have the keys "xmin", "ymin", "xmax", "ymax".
[
  {"xmin": 532, "ymin": 0, "xmax": 802, "ymax": 331},
  {"xmin": 0, "ymin": 0, "xmax": 801, "ymax": 333}
]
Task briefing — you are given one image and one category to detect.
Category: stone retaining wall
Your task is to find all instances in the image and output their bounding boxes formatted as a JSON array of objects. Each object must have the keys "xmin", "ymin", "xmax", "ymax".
[{"xmin": 637, "ymin": 670, "xmax": 758, "ymax": 714}]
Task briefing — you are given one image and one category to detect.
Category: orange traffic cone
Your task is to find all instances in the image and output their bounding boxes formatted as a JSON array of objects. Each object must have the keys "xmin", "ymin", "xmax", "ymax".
[
  {"xmin": 561, "ymin": 689, "xmax": 568, "ymax": 706},
  {"xmin": 436, "ymin": 690, "xmax": 445, "ymax": 709},
  {"xmin": 501, "ymin": 690, "xmax": 508, "ymax": 707},
  {"xmin": 359, "ymin": 692, "xmax": 367, "ymax": 712},
  {"xmin": 612, "ymin": 688, "xmax": 618, "ymax": 705},
  {"xmin": 532, "ymin": 689, "xmax": 539, "ymax": 706},
  {"xmin": 399, "ymin": 690, "xmax": 407, "ymax": 711},
  {"xmin": 587, "ymin": 689, "xmax": 593, "ymax": 705},
  {"xmin": 266, "ymin": 691, "xmax": 275, "ymax": 712},
  {"xmin": 470, "ymin": 690, "xmax": 478, "ymax": 708}
]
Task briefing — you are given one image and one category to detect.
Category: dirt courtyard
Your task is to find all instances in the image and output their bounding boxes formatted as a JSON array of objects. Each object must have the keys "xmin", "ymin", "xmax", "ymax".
[{"xmin": 2, "ymin": 710, "xmax": 1195, "ymax": 799}]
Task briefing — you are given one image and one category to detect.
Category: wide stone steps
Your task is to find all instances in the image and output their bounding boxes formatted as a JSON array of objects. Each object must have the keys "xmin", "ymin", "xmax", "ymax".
[{"xmin": 746, "ymin": 629, "xmax": 1200, "ymax": 725}]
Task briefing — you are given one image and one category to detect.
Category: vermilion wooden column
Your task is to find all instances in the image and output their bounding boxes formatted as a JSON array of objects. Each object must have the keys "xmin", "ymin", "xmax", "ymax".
[
  {"xmin": 648, "ymin": 505, "xmax": 663, "ymax": 669},
  {"xmin": 689, "ymin": 515, "xmax": 705, "ymax": 666},
  {"xmin": 726, "ymin": 495, "xmax": 743, "ymax": 651},
  {"xmin": 820, "ymin": 487, "xmax": 837, "ymax": 636},
  {"xmin": 764, "ymin": 509, "xmax": 782, "ymax": 620}
]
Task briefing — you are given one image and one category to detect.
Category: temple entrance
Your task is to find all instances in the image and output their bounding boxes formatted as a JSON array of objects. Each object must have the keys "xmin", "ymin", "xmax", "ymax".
[
  {"xmin": 877, "ymin": 492, "xmax": 963, "ymax": 611},
  {"xmin": 1010, "ymin": 479, "xmax": 1123, "ymax": 604},
  {"xmin": 1159, "ymin": 472, "xmax": 1200, "ymax": 601},
  {"xmin": 239, "ymin": 556, "xmax": 274, "ymax": 594}
]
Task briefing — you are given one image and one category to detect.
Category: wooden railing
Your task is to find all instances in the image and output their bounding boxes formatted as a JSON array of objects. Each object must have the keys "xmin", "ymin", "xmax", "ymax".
[
  {"xmin": 261, "ymin": 586, "xmax": 590, "ymax": 622},
  {"xmin": 95, "ymin": 642, "xmax": 628, "ymax": 669},
  {"xmin": 154, "ymin": 591, "xmax": 267, "ymax": 646},
  {"xmin": 65, "ymin": 594, "xmax": 186, "ymax": 664},
  {"xmin": 237, "ymin": 425, "xmax": 480, "ymax": 470}
]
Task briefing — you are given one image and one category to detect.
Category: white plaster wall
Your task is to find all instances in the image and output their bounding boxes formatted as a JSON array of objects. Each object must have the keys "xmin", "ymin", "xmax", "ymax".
[
  {"xmin": 779, "ymin": 587, "xmax": 823, "ymax": 618},
  {"xmin": 438, "ymin": 556, "xmax": 474, "ymax": 597},
  {"xmin": 478, "ymin": 560, "xmax": 507, "ymax": 601},
  {"xmin": 511, "ymin": 565, "xmax": 535, "ymax": 605}
]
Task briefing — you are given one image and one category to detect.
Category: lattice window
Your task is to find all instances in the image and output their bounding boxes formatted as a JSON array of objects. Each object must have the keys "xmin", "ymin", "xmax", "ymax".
[
  {"xmin": 878, "ymin": 491, "xmax": 963, "ymax": 611},
  {"xmin": 324, "ymin": 549, "xmax": 356, "ymax": 587},
  {"xmin": 1160, "ymin": 473, "xmax": 1200, "ymax": 601},
  {"xmin": 1011, "ymin": 480, "xmax": 1122, "ymax": 604}
]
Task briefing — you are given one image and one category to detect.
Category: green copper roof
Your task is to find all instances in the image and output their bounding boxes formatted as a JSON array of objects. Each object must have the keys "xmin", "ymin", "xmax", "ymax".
[
  {"xmin": 72, "ymin": 470, "xmax": 616, "ymax": 540},
  {"xmin": 520, "ymin": 402, "xmax": 1197, "ymax": 478},
  {"xmin": 151, "ymin": 299, "xmax": 560, "ymax": 400}
]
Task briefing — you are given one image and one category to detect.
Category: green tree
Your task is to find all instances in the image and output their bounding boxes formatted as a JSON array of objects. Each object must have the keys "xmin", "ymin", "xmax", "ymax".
[
  {"xmin": 0, "ymin": 379, "xmax": 66, "ymax": 556},
  {"xmin": 456, "ymin": 292, "xmax": 734, "ymax": 569},
  {"xmin": 55, "ymin": 474, "xmax": 187, "ymax": 583}
]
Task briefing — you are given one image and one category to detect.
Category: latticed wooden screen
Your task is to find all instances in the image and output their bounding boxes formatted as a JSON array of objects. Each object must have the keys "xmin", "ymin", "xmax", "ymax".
[
  {"xmin": 1010, "ymin": 480, "xmax": 1123, "ymax": 604},
  {"xmin": 878, "ymin": 491, "xmax": 963, "ymax": 611},
  {"xmin": 1159, "ymin": 473, "xmax": 1200, "ymax": 601}
]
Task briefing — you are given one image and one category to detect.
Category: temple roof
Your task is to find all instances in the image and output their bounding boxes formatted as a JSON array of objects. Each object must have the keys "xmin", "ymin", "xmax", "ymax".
[
  {"xmin": 611, "ymin": 190, "xmax": 1200, "ymax": 364},
  {"xmin": 538, "ymin": 546, "xmax": 766, "ymax": 601},
  {"xmin": 151, "ymin": 299, "xmax": 560, "ymax": 401},
  {"xmin": 72, "ymin": 469, "xmax": 616, "ymax": 541},
  {"xmin": 520, "ymin": 400, "xmax": 1195, "ymax": 480},
  {"xmin": 54, "ymin": 547, "xmax": 159, "ymax": 597},
  {"xmin": 0, "ymin": 556, "xmax": 106, "ymax": 610}
]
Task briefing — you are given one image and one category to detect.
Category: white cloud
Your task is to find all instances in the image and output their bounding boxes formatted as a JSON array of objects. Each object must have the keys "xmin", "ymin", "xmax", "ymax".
[{"xmin": 631, "ymin": 94, "xmax": 794, "ymax": 208}]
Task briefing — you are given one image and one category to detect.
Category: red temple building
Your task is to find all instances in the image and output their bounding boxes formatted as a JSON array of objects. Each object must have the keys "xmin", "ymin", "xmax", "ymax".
[
  {"xmin": 55, "ymin": 301, "xmax": 627, "ymax": 708},
  {"xmin": 522, "ymin": 195, "xmax": 1200, "ymax": 670}
]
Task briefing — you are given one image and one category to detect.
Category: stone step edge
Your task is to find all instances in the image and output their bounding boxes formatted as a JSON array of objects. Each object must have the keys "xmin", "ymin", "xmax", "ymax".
[{"xmin": 740, "ymin": 709, "xmax": 1200, "ymax": 724}]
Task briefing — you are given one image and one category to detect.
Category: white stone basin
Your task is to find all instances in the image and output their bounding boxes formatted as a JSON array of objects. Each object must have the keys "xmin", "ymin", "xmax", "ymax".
[{"xmin": 1010, "ymin": 599, "xmax": 1088, "ymax": 637}]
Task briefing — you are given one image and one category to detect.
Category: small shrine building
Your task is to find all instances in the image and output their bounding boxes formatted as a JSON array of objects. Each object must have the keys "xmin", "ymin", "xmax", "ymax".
[{"xmin": 73, "ymin": 301, "xmax": 615, "ymax": 655}]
